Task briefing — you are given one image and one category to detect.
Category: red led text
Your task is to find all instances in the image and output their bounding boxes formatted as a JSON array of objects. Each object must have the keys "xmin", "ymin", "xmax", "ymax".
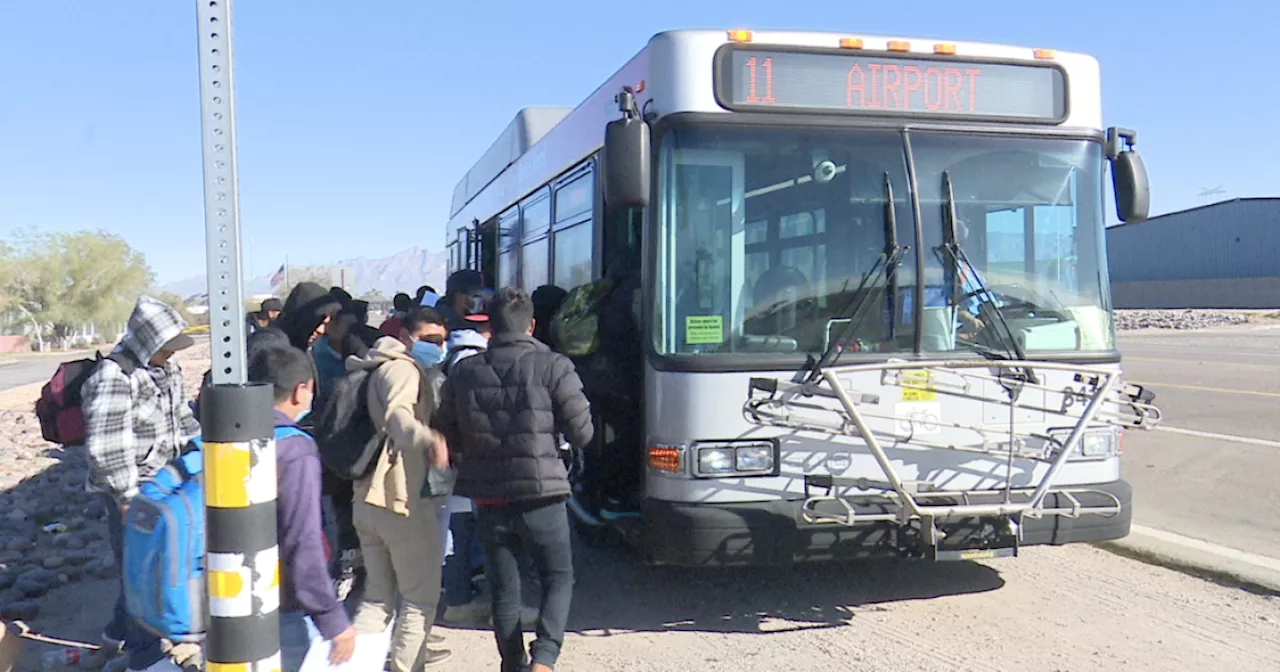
[{"xmin": 846, "ymin": 64, "xmax": 981, "ymax": 113}]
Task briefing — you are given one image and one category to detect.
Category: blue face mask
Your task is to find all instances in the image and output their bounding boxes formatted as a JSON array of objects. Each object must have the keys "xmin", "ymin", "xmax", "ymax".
[
  {"xmin": 295, "ymin": 409, "xmax": 310, "ymax": 423},
  {"xmin": 411, "ymin": 340, "xmax": 446, "ymax": 368}
]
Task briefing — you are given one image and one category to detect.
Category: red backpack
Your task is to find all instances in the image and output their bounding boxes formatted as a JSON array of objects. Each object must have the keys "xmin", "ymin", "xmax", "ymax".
[{"xmin": 35, "ymin": 353, "xmax": 136, "ymax": 446}]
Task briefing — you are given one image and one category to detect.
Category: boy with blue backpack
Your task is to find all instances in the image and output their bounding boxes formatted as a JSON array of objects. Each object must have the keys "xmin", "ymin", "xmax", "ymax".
[
  {"xmin": 247, "ymin": 346, "xmax": 357, "ymax": 671},
  {"xmin": 123, "ymin": 345, "xmax": 357, "ymax": 672}
]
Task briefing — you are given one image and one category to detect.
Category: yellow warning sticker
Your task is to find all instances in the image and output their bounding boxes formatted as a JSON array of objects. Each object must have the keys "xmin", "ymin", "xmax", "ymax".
[
  {"xmin": 900, "ymin": 369, "xmax": 937, "ymax": 401},
  {"xmin": 685, "ymin": 316, "xmax": 724, "ymax": 345}
]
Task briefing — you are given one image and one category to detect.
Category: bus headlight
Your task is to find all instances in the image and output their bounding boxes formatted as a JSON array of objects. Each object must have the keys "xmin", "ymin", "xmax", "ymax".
[
  {"xmin": 1048, "ymin": 428, "xmax": 1119, "ymax": 460},
  {"xmin": 698, "ymin": 448, "xmax": 736, "ymax": 475},
  {"xmin": 693, "ymin": 441, "xmax": 777, "ymax": 477}
]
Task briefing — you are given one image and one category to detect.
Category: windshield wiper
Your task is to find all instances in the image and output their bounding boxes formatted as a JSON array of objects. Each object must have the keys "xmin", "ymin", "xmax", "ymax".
[
  {"xmin": 884, "ymin": 172, "xmax": 900, "ymax": 341},
  {"xmin": 939, "ymin": 171, "xmax": 1038, "ymax": 385},
  {"xmin": 802, "ymin": 173, "xmax": 908, "ymax": 385}
]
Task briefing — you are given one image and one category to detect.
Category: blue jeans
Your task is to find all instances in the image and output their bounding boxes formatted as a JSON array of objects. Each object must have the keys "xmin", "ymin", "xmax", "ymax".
[
  {"xmin": 442, "ymin": 511, "xmax": 485, "ymax": 607},
  {"xmin": 279, "ymin": 612, "xmax": 312, "ymax": 672},
  {"xmin": 104, "ymin": 495, "xmax": 167, "ymax": 670}
]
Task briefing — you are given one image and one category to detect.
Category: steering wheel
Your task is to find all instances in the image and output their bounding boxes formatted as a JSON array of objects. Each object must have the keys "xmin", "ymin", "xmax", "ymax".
[{"xmin": 959, "ymin": 285, "xmax": 1036, "ymax": 317}]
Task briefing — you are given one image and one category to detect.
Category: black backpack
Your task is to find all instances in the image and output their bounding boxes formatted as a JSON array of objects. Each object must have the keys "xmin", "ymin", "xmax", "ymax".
[{"xmin": 311, "ymin": 367, "xmax": 382, "ymax": 480}]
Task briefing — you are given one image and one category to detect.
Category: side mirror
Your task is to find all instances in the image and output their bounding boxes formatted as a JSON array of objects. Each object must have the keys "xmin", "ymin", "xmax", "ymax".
[
  {"xmin": 604, "ymin": 94, "xmax": 650, "ymax": 209},
  {"xmin": 1107, "ymin": 127, "xmax": 1150, "ymax": 223}
]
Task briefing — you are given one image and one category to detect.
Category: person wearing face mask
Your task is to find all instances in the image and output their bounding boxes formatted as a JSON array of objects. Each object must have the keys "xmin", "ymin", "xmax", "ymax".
[
  {"xmin": 81, "ymin": 296, "xmax": 201, "ymax": 672},
  {"xmin": 344, "ymin": 307, "xmax": 453, "ymax": 670}
]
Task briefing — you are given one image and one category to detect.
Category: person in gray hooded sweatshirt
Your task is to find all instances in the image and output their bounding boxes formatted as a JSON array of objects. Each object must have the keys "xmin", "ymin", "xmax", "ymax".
[{"xmin": 82, "ymin": 295, "xmax": 201, "ymax": 672}]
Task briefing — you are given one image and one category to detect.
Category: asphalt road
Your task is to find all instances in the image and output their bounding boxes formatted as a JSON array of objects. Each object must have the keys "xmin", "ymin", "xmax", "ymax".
[
  {"xmin": 1118, "ymin": 324, "xmax": 1280, "ymax": 560},
  {"xmin": 0, "ymin": 354, "xmax": 94, "ymax": 391}
]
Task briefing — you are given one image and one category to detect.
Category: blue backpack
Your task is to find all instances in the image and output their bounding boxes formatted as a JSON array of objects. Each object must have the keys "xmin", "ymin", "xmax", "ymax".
[{"xmin": 123, "ymin": 426, "xmax": 307, "ymax": 641}]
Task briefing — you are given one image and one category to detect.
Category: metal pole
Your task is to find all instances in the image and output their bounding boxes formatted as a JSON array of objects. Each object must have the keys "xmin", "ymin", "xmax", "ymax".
[{"xmin": 196, "ymin": 1, "xmax": 280, "ymax": 670}]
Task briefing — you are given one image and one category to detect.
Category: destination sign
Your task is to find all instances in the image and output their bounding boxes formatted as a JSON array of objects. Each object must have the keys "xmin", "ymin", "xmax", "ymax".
[{"xmin": 719, "ymin": 48, "xmax": 1066, "ymax": 122}]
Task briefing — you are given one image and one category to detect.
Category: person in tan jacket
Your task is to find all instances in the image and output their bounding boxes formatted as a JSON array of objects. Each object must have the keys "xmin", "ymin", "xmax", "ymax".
[{"xmin": 347, "ymin": 307, "xmax": 452, "ymax": 670}]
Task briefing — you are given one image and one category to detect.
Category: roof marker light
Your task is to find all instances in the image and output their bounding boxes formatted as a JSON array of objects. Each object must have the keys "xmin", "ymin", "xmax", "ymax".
[
  {"xmin": 839, "ymin": 37, "xmax": 864, "ymax": 49},
  {"xmin": 1034, "ymin": 48, "xmax": 1057, "ymax": 59},
  {"xmin": 728, "ymin": 29, "xmax": 754, "ymax": 43},
  {"xmin": 887, "ymin": 40, "xmax": 910, "ymax": 52},
  {"xmin": 934, "ymin": 43, "xmax": 957, "ymax": 55}
]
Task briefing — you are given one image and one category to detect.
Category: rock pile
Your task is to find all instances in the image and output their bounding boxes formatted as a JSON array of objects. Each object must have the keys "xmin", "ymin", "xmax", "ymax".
[
  {"xmin": 1114, "ymin": 309, "xmax": 1253, "ymax": 331},
  {"xmin": 0, "ymin": 344, "xmax": 209, "ymax": 622}
]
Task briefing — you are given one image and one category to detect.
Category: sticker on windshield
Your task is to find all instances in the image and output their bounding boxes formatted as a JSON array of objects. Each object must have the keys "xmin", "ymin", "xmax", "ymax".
[
  {"xmin": 685, "ymin": 316, "xmax": 724, "ymax": 345},
  {"xmin": 900, "ymin": 369, "xmax": 938, "ymax": 402}
]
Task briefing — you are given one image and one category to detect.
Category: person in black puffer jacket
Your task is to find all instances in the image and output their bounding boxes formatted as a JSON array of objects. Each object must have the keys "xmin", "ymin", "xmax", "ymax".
[{"xmin": 431, "ymin": 286, "xmax": 592, "ymax": 672}]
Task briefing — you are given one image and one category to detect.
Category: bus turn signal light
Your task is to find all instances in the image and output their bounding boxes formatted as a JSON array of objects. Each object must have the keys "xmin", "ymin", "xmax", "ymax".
[
  {"xmin": 727, "ymin": 29, "xmax": 754, "ymax": 43},
  {"xmin": 648, "ymin": 445, "xmax": 683, "ymax": 473}
]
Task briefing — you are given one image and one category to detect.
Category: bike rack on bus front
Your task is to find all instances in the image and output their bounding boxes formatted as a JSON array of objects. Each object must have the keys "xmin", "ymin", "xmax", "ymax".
[{"xmin": 743, "ymin": 359, "xmax": 1162, "ymax": 558}]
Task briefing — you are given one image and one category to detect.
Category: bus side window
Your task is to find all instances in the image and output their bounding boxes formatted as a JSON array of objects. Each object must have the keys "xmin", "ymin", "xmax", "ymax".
[
  {"xmin": 521, "ymin": 189, "xmax": 551, "ymax": 289},
  {"xmin": 553, "ymin": 170, "xmax": 595, "ymax": 291},
  {"xmin": 498, "ymin": 206, "xmax": 520, "ymax": 289}
]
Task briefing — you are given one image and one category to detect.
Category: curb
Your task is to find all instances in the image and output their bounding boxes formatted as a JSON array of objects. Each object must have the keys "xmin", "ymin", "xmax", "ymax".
[{"xmin": 1093, "ymin": 524, "xmax": 1280, "ymax": 596}]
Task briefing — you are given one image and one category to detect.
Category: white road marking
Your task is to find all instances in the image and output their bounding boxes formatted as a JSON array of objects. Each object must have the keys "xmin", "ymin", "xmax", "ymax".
[
  {"xmin": 1129, "ymin": 524, "xmax": 1280, "ymax": 573},
  {"xmin": 1152, "ymin": 425, "xmax": 1280, "ymax": 449}
]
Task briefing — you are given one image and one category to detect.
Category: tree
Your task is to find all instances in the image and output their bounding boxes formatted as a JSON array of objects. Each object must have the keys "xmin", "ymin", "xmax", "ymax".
[
  {"xmin": 155, "ymin": 291, "xmax": 198, "ymax": 326},
  {"xmin": 3, "ymin": 230, "xmax": 153, "ymax": 350}
]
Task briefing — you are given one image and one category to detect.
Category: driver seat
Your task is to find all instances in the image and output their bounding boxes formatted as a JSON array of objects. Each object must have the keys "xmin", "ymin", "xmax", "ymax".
[{"xmin": 751, "ymin": 265, "xmax": 809, "ymax": 334}]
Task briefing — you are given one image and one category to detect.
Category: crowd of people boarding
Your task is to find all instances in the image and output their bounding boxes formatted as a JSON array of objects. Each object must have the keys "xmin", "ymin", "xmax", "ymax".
[{"xmin": 78, "ymin": 269, "xmax": 592, "ymax": 672}]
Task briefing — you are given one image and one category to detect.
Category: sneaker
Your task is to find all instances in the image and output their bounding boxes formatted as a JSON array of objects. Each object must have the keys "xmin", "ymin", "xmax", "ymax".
[
  {"xmin": 101, "ymin": 632, "xmax": 125, "ymax": 655},
  {"xmin": 423, "ymin": 649, "xmax": 452, "ymax": 667},
  {"xmin": 427, "ymin": 632, "xmax": 446, "ymax": 645}
]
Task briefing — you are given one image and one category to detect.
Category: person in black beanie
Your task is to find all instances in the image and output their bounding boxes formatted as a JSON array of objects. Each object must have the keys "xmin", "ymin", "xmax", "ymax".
[
  {"xmin": 251, "ymin": 282, "xmax": 343, "ymax": 354},
  {"xmin": 195, "ymin": 282, "xmax": 341, "ymax": 419}
]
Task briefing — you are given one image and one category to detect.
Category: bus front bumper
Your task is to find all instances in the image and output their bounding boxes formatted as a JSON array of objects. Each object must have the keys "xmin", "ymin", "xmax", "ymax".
[{"xmin": 640, "ymin": 479, "xmax": 1132, "ymax": 567}]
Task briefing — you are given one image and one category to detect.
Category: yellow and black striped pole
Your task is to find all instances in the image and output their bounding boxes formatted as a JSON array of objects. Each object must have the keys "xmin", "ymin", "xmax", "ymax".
[{"xmin": 200, "ymin": 383, "xmax": 280, "ymax": 672}]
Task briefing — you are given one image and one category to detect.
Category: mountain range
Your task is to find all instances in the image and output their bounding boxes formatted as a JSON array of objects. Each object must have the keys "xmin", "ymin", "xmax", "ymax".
[{"xmin": 164, "ymin": 246, "xmax": 449, "ymax": 300}]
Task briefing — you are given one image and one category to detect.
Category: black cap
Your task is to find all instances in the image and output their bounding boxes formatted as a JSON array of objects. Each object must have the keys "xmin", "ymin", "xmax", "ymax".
[
  {"xmin": 260, "ymin": 298, "xmax": 283, "ymax": 313},
  {"xmin": 445, "ymin": 269, "xmax": 484, "ymax": 297}
]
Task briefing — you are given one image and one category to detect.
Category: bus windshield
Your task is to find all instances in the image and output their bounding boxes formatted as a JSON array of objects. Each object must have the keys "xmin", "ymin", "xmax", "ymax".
[{"xmin": 652, "ymin": 124, "xmax": 1114, "ymax": 359}]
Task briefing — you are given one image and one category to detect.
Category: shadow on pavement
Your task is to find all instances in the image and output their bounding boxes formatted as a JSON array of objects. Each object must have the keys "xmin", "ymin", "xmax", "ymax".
[{"xmin": 561, "ymin": 535, "xmax": 1005, "ymax": 636}]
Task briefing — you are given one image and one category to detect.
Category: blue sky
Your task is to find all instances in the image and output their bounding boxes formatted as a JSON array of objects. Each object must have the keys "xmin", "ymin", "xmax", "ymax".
[{"xmin": 0, "ymin": 0, "xmax": 1272, "ymax": 285}]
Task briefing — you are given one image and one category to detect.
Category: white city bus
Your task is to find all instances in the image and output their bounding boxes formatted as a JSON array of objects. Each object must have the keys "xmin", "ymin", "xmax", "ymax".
[{"xmin": 445, "ymin": 29, "xmax": 1160, "ymax": 566}]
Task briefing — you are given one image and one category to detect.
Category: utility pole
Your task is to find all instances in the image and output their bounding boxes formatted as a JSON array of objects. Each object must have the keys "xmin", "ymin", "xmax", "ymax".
[{"xmin": 196, "ymin": 1, "xmax": 281, "ymax": 670}]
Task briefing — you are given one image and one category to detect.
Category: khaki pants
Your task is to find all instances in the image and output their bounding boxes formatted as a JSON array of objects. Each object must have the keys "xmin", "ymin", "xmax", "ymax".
[{"xmin": 352, "ymin": 495, "xmax": 445, "ymax": 672}]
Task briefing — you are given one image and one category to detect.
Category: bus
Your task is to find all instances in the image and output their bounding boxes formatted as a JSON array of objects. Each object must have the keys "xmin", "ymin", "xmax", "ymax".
[{"xmin": 444, "ymin": 29, "xmax": 1161, "ymax": 566}]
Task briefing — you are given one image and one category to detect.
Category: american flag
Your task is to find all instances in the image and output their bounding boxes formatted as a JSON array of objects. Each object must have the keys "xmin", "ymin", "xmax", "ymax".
[{"xmin": 269, "ymin": 264, "xmax": 286, "ymax": 288}]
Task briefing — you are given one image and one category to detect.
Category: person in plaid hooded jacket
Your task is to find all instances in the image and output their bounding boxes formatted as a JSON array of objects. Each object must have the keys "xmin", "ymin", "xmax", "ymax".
[{"xmin": 82, "ymin": 295, "xmax": 200, "ymax": 672}]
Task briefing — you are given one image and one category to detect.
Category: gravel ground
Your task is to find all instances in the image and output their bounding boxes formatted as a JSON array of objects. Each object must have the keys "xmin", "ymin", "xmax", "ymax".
[
  {"xmin": 1114, "ymin": 309, "xmax": 1265, "ymax": 331},
  {"xmin": 0, "ymin": 344, "xmax": 209, "ymax": 652},
  {"xmin": 5, "ymin": 343, "xmax": 1280, "ymax": 671}
]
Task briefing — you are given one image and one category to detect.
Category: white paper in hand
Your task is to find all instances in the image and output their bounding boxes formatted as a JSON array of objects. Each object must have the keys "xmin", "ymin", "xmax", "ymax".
[{"xmin": 298, "ymin": 618, "xmax": 392, "ymax": 672}]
